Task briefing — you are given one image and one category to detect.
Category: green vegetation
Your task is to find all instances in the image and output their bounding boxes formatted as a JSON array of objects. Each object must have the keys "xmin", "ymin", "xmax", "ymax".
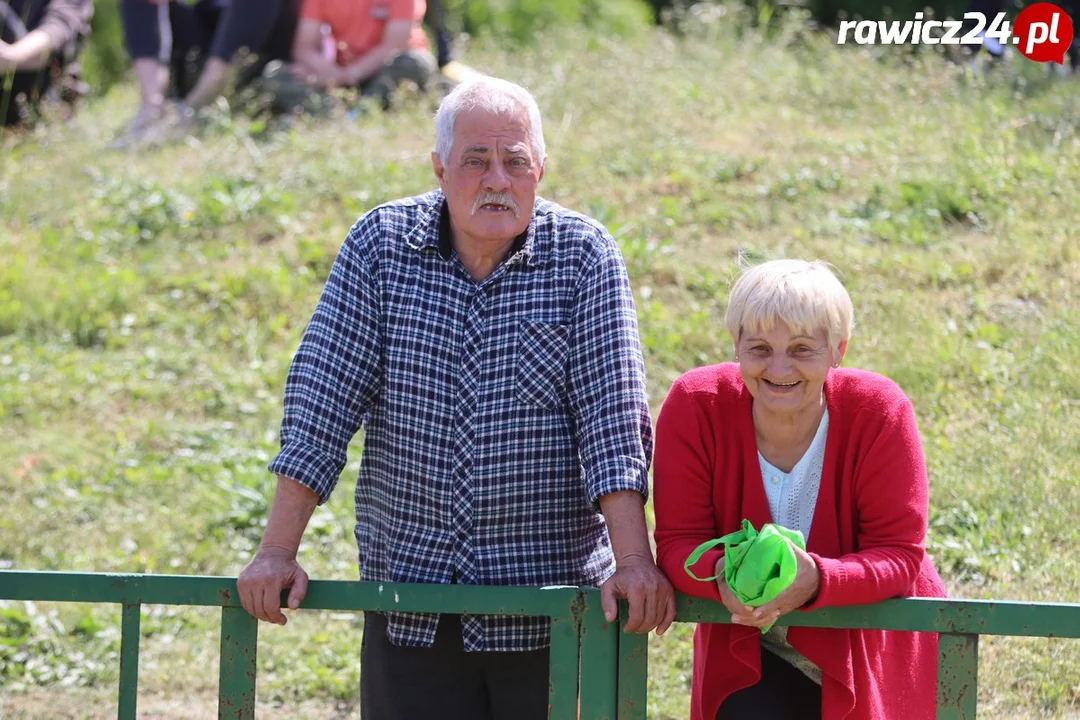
[{"xmin": 3, "ymin": 9, "xmax": 1080, "ymax": 719}]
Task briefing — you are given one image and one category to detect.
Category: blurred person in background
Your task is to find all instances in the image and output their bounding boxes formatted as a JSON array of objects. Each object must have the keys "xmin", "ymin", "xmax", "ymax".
[
  {"xmin": 263, "ymin": 0, "xmax": 438, "ymax": 114},
  {"xmin": 0, "ymin": 0, "xmax": 93, "ymax": 127},
  {"xmin": 963, "ymin": 0, "xmax": 1077, "ymax": 70},
  {"xmin": 110, "ymin": 0, "xmax": 300, "ymax": 148}
]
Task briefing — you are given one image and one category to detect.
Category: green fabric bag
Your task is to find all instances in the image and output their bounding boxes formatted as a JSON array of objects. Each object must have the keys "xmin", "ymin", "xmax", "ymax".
[{"xmin": 684, "ymin": 519, "xmax": 806, "ymax": 633}]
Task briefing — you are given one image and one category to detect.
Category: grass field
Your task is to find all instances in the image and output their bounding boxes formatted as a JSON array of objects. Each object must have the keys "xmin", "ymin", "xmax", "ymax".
[{"xmin": 2, "ymin": 9, "xmax": 1079, "ymax": 718}]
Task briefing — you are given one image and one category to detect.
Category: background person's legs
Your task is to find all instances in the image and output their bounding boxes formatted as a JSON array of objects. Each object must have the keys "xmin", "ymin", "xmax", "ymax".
[
  {"xmin": 113, "ymin": 0, "xmax": 212, "ymax": 146},
  {"xmin": 361, "ymin": 50, "xmax": 438, "ymax": 110},
  {"xmin": 252, "ymin": 60, "xmax": 330, "ymax": 117},
  {"xmin": 120, "ymin": 0, "xmax": 173, "ymax": 110},
  {"xmin": 171, "ymin": 0, "xmax": 224, "ymax": 99},
  {"xmin": 424, "ymin": 0, "xmax": 454, "ymax": 68}
]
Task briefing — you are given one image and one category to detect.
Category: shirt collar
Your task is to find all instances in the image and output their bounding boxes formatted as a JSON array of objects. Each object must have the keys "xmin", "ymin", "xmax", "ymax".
[{"xmin": 406, "ymin": 191, "xmax": 545, "ymax": 266}]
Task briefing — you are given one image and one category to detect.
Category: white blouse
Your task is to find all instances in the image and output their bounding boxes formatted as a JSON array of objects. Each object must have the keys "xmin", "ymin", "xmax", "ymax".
[
  {"xmin": 759, "ymin": 407, "xmax": 829, "ymax": 544},
  {"xmin": 757, "ymin": 407, "xmax": 830, "ymax": 685}
]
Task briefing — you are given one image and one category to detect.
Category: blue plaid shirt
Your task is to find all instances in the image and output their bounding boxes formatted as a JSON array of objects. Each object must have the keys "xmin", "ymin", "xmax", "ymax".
[{"xmin": 269, "ymin": 190, "xmax": 653, "ymax": 652}]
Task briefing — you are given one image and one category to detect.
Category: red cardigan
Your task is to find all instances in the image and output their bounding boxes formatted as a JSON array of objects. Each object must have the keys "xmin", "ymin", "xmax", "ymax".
[{"xmin": 653, "ymin": 363, "xmax": 947, "ymax": 720}]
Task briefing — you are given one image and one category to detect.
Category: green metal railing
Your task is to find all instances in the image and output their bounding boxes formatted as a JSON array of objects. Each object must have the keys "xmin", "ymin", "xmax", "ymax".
[
  {"xmin": 3, "ymin": 571, "xmax": 1080, "ymax": 719},
  {"xmin": 614, "ymin": 593, "xmax": 1080, "ymax": 720}
]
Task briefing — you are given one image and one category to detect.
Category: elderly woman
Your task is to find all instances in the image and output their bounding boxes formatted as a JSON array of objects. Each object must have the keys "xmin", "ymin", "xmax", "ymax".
[{"xmin": 653, "ymin": 259, "xmax": 947, "ymax": 720}]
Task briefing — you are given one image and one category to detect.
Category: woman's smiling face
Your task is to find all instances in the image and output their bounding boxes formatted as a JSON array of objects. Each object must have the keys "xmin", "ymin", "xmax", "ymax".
[{"xmin": 737, "ymin": 322, "xmax": 846, "ymax": 418}]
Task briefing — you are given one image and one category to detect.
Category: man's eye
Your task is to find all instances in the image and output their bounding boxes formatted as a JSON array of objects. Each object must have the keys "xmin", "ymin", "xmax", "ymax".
[{"xmin": 464, "ymin": 158, "xmax": 484, "ymax": 167}]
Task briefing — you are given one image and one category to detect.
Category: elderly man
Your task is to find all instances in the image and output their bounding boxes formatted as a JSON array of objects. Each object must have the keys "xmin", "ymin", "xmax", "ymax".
[{"xmin": 237, "ymin": 75, "xmax": 674, "ymax": 719}]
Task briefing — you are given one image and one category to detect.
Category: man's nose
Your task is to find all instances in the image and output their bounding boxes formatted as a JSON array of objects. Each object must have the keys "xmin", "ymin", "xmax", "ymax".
[{"xmin": 482, "ymin": 162, "xmax": 510, "ymax": 191}]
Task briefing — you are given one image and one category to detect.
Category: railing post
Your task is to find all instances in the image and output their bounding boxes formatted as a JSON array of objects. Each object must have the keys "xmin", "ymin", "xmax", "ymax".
[
  {"xmin": 577, "ymin": 589, "xmax": 617, "ymax": 719},
  {"xmin": 616, "ymin": 600, "xmax": 648, "ymax": 720},
  {"xmin": 218, "ymin": 606, "xmax": 258, "ymax": 719},
  {"xmin": 936, "ymin": 633, "xmax": 979, "ymax": 720},
  {"xmin": 548, "ymin": 609, "xmax": 581, "ymax": 720},
  {"xmin": 117, "ymin": 603, "xmax": 141, "ymax": 720}
]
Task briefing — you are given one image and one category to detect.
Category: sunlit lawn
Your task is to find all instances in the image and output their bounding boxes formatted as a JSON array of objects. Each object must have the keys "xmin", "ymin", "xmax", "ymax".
[{"xmin": 2, "ymin": 10, "xmax": 1079, "ymax": 718}]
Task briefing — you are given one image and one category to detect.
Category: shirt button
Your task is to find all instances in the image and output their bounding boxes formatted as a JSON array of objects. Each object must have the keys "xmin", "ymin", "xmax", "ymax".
[{"xmin": 466, "ymin": 343, "xmax": 475, "ymax": 352}]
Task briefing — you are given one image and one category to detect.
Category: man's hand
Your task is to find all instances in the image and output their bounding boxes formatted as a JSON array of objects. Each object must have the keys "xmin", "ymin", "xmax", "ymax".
[
  {"xmin": 236, "ymin": 475, "xmax": 319, "ymax": 625},
  {"xmin": 291, "ymin": 62, "xmax": 349, "ymax": 90},
  {"xmin": 237, "ymin": 546, "xmax": 310, "ymax": 625},
  {"xmin": 717, "ymin": 545, "xmax": 821, "ymax": 629},
  {"xmin": 600, "ymin": 554, "xmax": 676, "ymax": 635}
]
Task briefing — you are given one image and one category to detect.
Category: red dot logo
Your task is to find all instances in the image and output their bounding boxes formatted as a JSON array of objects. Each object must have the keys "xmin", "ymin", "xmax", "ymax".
[{"xmin": 1013, "ymin": 3, "xmax": 1074, "ymax": 63}]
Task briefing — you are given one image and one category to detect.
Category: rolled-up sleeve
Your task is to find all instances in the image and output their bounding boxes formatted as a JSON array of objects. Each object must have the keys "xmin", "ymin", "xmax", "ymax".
[
  {"xmin": 36, "ymin": 0, "xmax": 92, "ymax": 53},
  {"xmin": 267, "ymin": 216, "xmax": 383, "ymax": 503},
  {"xmin": 568, "ymin": 246, "xmax": 653, "ymax": 508}
]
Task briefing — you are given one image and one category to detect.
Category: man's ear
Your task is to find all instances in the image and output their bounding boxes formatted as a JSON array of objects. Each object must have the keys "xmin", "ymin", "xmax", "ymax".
[
  {"xmin": 537, "ymin": 156, "xmax": 546, "ymax": 184},
  {"xmin": 432, "ymin": 152, "xmax": 445, "ymax": 186}
]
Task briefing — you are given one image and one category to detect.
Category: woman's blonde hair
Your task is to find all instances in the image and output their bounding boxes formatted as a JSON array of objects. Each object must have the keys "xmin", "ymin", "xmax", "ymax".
[{"xmin": 724, "ymin": 259, "xmax": 854, "ymax": 350}]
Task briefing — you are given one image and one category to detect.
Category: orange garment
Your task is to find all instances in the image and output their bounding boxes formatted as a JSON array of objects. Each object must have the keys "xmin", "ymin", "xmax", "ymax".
[{"xmin": 300, "ymin": 0, "xmax": 428, "ymax": 67}]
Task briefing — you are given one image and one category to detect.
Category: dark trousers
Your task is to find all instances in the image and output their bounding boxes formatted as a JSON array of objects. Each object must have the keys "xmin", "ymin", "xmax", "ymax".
[
  {"xmin": 716, "ymin": 648, "xmax": 822, "ymax": 720},
  {"xmin": 424, "ymin": 0, "xmax": 454, "ymax": 67},
  {"xmin": 120, "ymin": 0, "xmax": 283, "ymax": 97},
  {"xmin": 120, "ymin": 0, "xmax": 221, "ymax": 97},
  {"xmin": 360, "ymin": 612, "xmax": 549, "ymax": 720}
]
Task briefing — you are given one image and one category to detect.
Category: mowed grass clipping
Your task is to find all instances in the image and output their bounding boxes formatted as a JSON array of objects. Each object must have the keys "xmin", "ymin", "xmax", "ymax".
[{"xmin": 2, "ymin": 10, "xmax": 1079, "ymax": 719}]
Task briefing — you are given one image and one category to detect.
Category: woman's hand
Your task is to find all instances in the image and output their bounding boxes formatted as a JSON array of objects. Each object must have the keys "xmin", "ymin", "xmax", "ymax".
[
  {"xmin": 714, "ymin": 555, "xmax": 770, "ymax": 628},
  {"xmin": 715, "ymin": 545, "xmax": 821, "ymax": 628},
  {"xmin": 744, "ymin": 544, "xmax": 821, "ymax": 627}
]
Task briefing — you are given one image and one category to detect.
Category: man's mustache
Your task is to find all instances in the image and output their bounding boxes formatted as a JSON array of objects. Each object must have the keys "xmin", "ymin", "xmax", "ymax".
[{"xmin": 471, "ymin": 192, "xmax": 520, "ymax": 218}]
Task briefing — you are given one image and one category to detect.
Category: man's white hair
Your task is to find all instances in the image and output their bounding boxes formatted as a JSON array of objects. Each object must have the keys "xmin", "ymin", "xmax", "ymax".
[
  {"xmin": 434, "ymin": 76, "xmax": 546, "ymax": 165},
  {"xmin": 725, "ymin": 259, "xmax": 855, "ymax": 351}
]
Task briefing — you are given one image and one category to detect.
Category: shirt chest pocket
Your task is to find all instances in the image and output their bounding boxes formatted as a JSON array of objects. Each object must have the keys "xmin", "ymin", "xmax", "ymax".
[{"xmin": 515, "ymin": 321, "xmax": 570, "ymax": 409}]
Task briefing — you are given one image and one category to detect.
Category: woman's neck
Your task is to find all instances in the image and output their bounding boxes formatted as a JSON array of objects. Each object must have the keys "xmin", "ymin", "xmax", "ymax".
[{"xmin": 752, "ymin": 395, "xmax": 827, "ymax": 472}]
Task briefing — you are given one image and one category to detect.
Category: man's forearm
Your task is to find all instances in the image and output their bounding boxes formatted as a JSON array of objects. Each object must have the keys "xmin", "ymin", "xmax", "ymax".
[
  {"xmin": 259, "ymin": 475, "xmax": 320, "ymax": 555},
  {"xmin": 598, "ymin": 490, "xmax": 654, "ymax": 563},
  {"xmin": 1, "ymin": 29, "xmax": 52, "ymax": 71}
]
